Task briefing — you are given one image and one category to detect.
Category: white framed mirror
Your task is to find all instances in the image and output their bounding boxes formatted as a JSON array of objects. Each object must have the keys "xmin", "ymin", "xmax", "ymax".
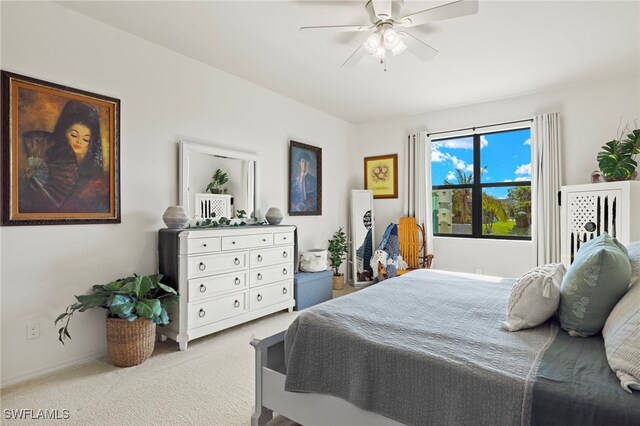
[
  {"xmin": 179, "ymin": 141, "xmax": 259, "ymax": 219},
  {"xmin": 349, "ymin": 189, "xmax": 375, "ymax": 287}
]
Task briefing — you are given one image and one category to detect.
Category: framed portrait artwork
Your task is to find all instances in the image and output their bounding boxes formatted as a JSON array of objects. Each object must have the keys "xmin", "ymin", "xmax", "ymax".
[
  {"xmin": 1, "ymin": 71, "xmax": 120, "ymax": 225},
  {"xmin": 364, "ymin": 154, "xmax": 398, "ymax": 199},
  {"xmin": 289, "ymin": 140, "xmax": 322, "ymax": 216}
]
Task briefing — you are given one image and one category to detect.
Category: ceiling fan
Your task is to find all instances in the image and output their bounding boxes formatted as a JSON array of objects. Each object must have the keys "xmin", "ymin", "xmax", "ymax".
[{"xmin": 300, "ymin": 0, "xmax": 479, "ymax": 70}]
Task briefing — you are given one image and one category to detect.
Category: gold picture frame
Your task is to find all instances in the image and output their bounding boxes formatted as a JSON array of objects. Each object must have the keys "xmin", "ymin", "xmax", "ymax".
[
  {"xmin": 364, "ymin": 154, "xmax": 398, "ymax": 199},
  {"xmin": 1, "ymin": 71, "xmax": 120, "ymax": 225}
]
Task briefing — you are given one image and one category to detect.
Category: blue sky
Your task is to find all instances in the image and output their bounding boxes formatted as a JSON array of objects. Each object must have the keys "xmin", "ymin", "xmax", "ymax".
[{"xmin": 431, "ymin": 128, "xmax": 531, "ymax": 198}]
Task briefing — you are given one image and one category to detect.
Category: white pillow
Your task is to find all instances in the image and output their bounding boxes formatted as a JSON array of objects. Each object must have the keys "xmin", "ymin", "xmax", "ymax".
[
  {"xmin": 602, "ymin": 279, "xmax": 640, "ymax": 393},
  {"xmin": 626, "ymin": 241, "xmax": 640, "ymax": 288},
  {"xmin": 504, "ymin": 263, "xmax": 565, "ymax": 332}
]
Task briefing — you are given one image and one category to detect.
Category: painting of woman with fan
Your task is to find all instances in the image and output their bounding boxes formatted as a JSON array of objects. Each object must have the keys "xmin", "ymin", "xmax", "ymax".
[
  {"xmin": 1, "ymin": 71, "xmax": 120, "ymax": 225},
  {"xmin": 21, "ymin": 100, "xmax": 109, "ymax": 213}
]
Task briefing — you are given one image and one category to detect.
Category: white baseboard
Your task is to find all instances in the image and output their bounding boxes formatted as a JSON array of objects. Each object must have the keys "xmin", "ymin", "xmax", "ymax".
[{"xmin": 0, "ymin": 348, "xmax": 106, "ymax": 388}]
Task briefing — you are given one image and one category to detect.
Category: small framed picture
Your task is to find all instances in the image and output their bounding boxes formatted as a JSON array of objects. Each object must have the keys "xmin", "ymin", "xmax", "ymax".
[
  {"xmin": 364, "ymin": 154, "xmax": 398, "ymax": 199},
  {"xmin": 1, "ymin": 71, "xmax": 120, "ymax": 225},
  {"xmin": 289, "ymin": 140, "xmax": 322, "ymax": 216}
]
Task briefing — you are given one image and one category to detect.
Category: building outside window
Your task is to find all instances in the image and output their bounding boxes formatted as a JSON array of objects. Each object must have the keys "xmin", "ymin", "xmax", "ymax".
[{"xmin": 431, "ymin": 127, "xmax": 532, "ymax": 240}]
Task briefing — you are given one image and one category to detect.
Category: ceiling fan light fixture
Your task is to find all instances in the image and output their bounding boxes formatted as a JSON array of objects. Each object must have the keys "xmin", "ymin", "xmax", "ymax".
[
  {"xmin": 383, "ymin": 28, "xmax": 400, "ymax": 49},
  {"xmin": 363, "ymin": 31, "xmax": 382, "ymax": 54},
  {"xmin": 391, "ymin": 38, "xmax": 407, "ymax": 56}
]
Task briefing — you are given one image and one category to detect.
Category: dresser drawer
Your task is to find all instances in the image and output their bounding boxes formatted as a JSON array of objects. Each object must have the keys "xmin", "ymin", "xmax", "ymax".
[
  {"xmin": 250, "ymin": 246, "xmax": 293, "ymax": 268},
  {"xmin": 221, "ymin": 233, "xmax": 273, "ymax": 251},
  {"xmin": 250, "ymin": 280, "xmax": 293, "ymax": 310},
  {"xmin": 187, "ymin": 236, "xmax": 221, "ymax": 255},
  {"xmin": 274, "ymin": 232, "xmax": 294, "ymax": 245},
  {"xmin": 250, "ymin": 263, "xmax": 293, "ymax": 286},
  {"xmin": 188, "ymin": 272, "xmax": 247, "ymax": 302},
  {"xmin": 189, "ymin": 292, "xmax": 248, "ymax": 328},
  {"xmin": 187, "ymin": 252, "xmax": 248, "ymax": 279}
]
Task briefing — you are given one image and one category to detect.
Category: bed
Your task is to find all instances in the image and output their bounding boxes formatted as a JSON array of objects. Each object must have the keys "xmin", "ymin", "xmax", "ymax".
[{"xmin": 250, "ymin": 269, "xmax": 640, "ymax": 426}]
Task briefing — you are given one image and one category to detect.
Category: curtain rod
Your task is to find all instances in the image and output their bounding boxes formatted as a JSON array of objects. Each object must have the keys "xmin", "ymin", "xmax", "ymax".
[{"xmin": 426, "ymin": 118, "xmax": 533, "ymax": 138}]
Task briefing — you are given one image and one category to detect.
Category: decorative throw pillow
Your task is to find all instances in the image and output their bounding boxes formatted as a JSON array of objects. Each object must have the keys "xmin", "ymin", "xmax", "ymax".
[
  {"xmin": 626, "ymin": 241, "xmax": 640, "ymax": 288},
  {"xmin": 504, "ymin": 263, "xmax": 565, "ymax": 331},
  {"xmin": 558, "ymin": 234, "xmax": 632, "ymax": 337},
  {"xmin": 602, "ymin": 280, "xmax": 640, "ymax": 393}
]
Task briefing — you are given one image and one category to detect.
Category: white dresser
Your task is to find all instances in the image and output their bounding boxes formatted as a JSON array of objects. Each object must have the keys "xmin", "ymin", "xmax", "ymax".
[{"xmin": 158, "ymin": 225, "xmax": 296, "ymax": 350}]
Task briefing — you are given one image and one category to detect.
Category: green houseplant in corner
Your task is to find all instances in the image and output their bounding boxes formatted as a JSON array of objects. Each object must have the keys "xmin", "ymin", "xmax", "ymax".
[
  {"xmin": 597, "ymin": 127, "xmax": 640, "ymax": 181},
  {"xmin": 328, "ymin": 227, "xmax": 349, "ymax": 291},
  {"xmin": 55, "ymin": 274, "xmax": 178, "ymax": 367}
]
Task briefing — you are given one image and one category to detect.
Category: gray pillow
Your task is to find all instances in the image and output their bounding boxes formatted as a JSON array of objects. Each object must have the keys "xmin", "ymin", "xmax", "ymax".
[
  {"xmin": 602, "ymin": 280, "xmax": 640, "ymax": 393},
  {"xmin": 558, "ymin": 234, "xmax": 632, "ymax": 337},
  {"xmin": 626, "ymin": 241, "xmax": 640, "ymax": 288}
]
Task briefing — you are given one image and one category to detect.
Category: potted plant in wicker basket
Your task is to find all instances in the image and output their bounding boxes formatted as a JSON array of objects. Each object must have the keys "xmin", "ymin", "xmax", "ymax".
[
  {"xmin": 55, "ymin": 274, "xmax": 178, "ymax": 367},
  {"xmin": 328, "ymin": 227, "xmax": 349, "ymax": 290}
]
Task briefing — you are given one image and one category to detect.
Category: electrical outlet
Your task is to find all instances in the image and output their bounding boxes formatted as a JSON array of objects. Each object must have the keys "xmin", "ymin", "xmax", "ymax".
[{"xmin": 26, "ymin": 321, "xmax": 40, "ymax": 340}]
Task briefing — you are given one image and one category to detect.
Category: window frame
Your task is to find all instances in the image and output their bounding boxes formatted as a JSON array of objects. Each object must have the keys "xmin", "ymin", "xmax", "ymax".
[{"xmin": 432, "ymin": 128, "xmax": 532, "ymax": 241}]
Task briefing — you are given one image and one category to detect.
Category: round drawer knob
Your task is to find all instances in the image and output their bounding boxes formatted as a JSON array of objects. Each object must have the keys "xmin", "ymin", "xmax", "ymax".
[
  {"xmin": 234, "ymin": 300, "xmax": 240, "ymax": 308},
  {"xmin": 232, "ymin": 241, "xmax": 236, "ymax": 245},
  {"xmin": 257, "ymin": 273, "xmax": 263, "ymax": 280},
  {"xmin": 262, "ymin": 238, "xmax": 267, "ymax": 242},
  {"xmin": 283, "ymin": 237, "xmax": 287, "ymax": 240},
  {"xmin": 257, "ymin": 294, "xmax": 263, "ymax": 302},
  {"xmin": 282, "ymin": 251, "xmax": 288, "ymax": 258},
  {"xmin": 257, "ymin": 255, "xmax": 263, "ymax": 262},
  {"xmin": 282, "ymin": 287, "xmax": 288, "ymax": 294},
  {"xmin": 198, "ymin": 309, "xmax": 206, "ymax": 318},
  {"xmin": 282, "ymin": 268, "xmax": 288, "ymax": 275},
  {"xmin": 203, "ymin": 243, "xmax": 207, "ymax": 247},
  {"xmin": 234, "ymin": 258, "xmax": 240, "ymax": 266},
  {"xmin": 235, "ymin": 277, "xmax": 241, "ymax": 285},
  {"xmin": 199, "ymin": 284, "xmax": 207, "ymax": 293},
  {"xmin": 198, "ymin": 262, "xmax": 206, "ymax": 271}
]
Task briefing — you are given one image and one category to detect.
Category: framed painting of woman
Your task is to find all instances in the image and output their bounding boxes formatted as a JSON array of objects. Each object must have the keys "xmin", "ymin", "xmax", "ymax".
[
  {"xmin": 1, "ymin": 71, "xmax": 120, "ymax": 225},
  {"xmin": 289, "ymin": 140, "xmax": 322, "ymax": 216}
]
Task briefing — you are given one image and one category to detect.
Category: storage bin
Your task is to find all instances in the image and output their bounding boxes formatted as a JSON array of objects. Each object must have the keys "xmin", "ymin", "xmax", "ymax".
[{"xmin": 293, "ymin": 270, "xmax": 333, "ymax": 311}]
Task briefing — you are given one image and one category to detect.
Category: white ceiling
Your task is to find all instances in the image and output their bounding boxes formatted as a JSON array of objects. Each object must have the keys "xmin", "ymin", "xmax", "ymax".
[{"xmin": 58, "ymin": 0, "xmax": 639, "ymax": 124}]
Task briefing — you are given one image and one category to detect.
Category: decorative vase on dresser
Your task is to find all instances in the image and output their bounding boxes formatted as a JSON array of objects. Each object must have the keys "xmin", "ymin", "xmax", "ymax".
[{"xmin": 158, "ymin": 225, "xmax": 296, "ymax": 350}]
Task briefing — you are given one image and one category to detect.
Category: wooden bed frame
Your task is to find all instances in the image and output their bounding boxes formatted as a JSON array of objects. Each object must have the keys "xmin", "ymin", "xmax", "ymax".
[{"xmin": 250, "ymin": 331, "xmax": 403, "ymax": 426}]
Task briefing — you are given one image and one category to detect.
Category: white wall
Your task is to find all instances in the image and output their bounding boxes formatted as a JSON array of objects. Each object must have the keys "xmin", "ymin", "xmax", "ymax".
[
  {"xmin": 355, "ymin": 76, "xmax": 640, "ymax": 278},
  {"xmin": 0, "ymin": 1, "xmax": 356, "ymax": 385}
]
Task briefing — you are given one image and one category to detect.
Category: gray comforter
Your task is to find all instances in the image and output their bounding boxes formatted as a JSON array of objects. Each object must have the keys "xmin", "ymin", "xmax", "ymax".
[{"xmin": 284, "ymin": 269, "xmax": 556, "ymax": 425}]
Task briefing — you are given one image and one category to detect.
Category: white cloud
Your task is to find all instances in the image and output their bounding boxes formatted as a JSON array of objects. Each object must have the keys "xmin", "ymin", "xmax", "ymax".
[
  {"xmin": 480, "ymin": 136, "xmax": 489, "ymax": 148},
  {"xmin": 515, "ymin": 163, "xmax": 531, "ymax": 175},
  {"xmin": 431, "ymin": 147, "xmax": 446, "ymax": 162},
  {"xmin": 523, "ymin": 138, "xmax": 531, "ymax": 146},
  {"xmin": 446, "ymin": 171, "xmax": 456, "ymax": 181},
  {"xmin": 503, "ymin": 179, "xmax": 513, "ymax": 183},
  {"xmin": 440, "ymin": 137, "xmax": 473, "ymax": 149},
  {"xmin": 515, "ymin": 176, "xmax": 531, "ymax": 182}
]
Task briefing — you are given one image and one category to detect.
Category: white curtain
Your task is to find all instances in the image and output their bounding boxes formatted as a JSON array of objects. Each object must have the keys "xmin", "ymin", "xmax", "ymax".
[
  {"xmin": 404, "ymin": 133, "xmax": 434, "ymax": 255},
  {"xmin": 532, "ymin": 112, "xmax": 562, "ymax": 265}
]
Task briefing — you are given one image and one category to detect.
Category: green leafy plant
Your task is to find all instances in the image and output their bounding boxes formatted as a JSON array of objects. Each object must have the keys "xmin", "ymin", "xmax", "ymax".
[
  {"xmin": 597, "ymin": 128, "xmax": 640, "ymax": 181},
  {"xmin": 236, "ymin": 209, "xmax": 247, "ymax": 219},
  {"xmin": 205, "ymin": 169, "xmax": 229, "ymax": 193},
  {"xmin": 55, "ymin": 274, "xmax": 178, "ymax": 345},
  {"xmin": 327, "ymin": 227, "xmax": 349, "ymax": 277}
]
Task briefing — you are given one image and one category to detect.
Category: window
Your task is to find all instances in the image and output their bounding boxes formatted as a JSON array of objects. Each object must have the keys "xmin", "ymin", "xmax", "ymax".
[{"xmin": 431, "ymin": 128, "xmax": 531, "ymax": 240}]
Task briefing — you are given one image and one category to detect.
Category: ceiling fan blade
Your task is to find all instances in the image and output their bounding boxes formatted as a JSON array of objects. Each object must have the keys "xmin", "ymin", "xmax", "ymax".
[
  {"xmin": 398, "ymin": 0, "xmax": 479, "ymax": 28},
  {"xmin": 299, "ymin": 24, "xmax": 372, "ymax": 33},
  {"xmin": 398, "ymin": 31, "xmax": 438, "ymax": 61},
  {"xmin": 341, "ymin": 44, "xmax": 368, "ymax": 68},
  {"xmin": 371, "ymin": 0, "xmax": 392, "ymax": 20}
]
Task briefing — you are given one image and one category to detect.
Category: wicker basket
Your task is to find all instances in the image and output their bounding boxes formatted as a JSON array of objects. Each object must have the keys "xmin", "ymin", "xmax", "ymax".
[{"xmin": 106, "ymin": 317, "xmax": 156, "ymax": 367}]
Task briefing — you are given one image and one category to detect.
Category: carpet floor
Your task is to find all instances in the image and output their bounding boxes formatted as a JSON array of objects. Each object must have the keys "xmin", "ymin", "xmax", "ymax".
[{"xmin": 1, "ymin": 310, "xmax": 300, "ymax": 426}]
